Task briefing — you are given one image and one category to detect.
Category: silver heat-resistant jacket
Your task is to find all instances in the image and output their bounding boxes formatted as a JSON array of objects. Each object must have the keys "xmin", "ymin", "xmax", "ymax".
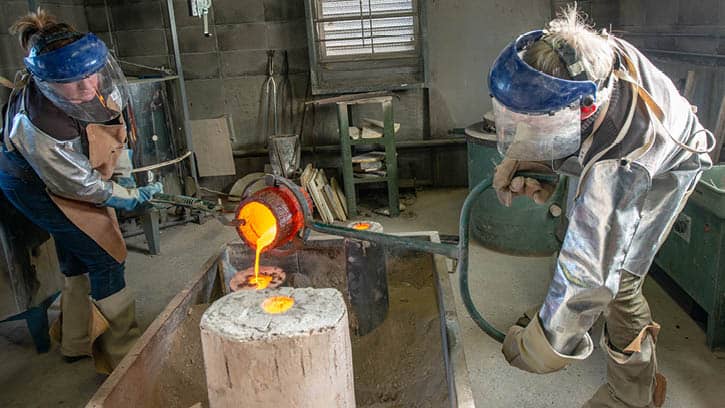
[
  {"xmin": 3, "ymin": 86, "xmax": 113, "ymax": 204},
  {"xmin": 539, "ymin": 38, "xmax": 713, "ymax": 355}
]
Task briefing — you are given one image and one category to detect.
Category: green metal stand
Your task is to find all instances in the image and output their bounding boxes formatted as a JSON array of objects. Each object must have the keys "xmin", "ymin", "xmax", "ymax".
[{"xmin": 336, "ymin": 95, "xmax": 399, "ymax": 217}]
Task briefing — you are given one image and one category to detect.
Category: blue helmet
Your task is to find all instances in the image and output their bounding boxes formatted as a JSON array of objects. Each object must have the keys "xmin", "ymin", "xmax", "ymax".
[
  {"xmin": 488, "ymin": 30, "xmax": 597, "ymax": 114},
  {"xmin": 24, "ymin": 33, "xmax": 109, "ymax": 83}
]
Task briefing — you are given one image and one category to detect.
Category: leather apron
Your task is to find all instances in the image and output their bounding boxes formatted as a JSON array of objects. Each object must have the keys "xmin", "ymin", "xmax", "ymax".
[{"xmin": 10, "ymin": 87, "xmax": 128, "ymax": 263}]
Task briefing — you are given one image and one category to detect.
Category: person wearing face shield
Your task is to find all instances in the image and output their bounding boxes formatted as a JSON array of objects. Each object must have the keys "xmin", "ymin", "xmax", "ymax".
[
  {"xmin": 0, "ymin": 10, "xmax": 163, "ymax": 373},
  {"xmin": 489, "ymin": 7, "xmax": 714, "ymax": 408}
]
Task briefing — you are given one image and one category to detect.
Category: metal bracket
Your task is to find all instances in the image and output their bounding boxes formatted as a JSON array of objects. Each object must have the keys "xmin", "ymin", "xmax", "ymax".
[{"xmin": 189, "ymin": 0, "xmax": 213, "ymax": 37}]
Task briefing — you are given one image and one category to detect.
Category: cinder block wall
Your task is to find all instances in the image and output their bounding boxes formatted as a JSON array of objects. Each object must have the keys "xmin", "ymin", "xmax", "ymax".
[
  {"xmin": 84, "ymin": 0, "xmax": 309, "ymax": 150},
  {"xmin": 1, "ymin": 0, "xmax": 89, "ymax": 106}
]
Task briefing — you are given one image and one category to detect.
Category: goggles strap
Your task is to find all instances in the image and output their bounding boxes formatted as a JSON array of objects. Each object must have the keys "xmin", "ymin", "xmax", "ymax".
[{"xmin": 541, "ymin": 37, "xmax": 590, "ymax": 81}]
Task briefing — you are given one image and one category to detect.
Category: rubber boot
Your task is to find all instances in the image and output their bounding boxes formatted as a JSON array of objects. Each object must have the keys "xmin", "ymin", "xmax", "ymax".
[
  {"xmin": 49, "ymin": 275, "xmax": 95, "ymax": 358},
  {"xmin": 91, "ymin": 287, "xmax": 141, "ymax": 374},
  {"xmin": 582, "ymin": 333, "xmax": 666, "ymax": 408}
]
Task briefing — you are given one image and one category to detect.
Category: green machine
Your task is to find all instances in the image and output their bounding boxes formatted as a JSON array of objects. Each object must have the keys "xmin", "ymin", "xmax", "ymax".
[
  {"xmin": 655, "ymin": 164, "xmax": 725, "ymax": 350},
  {"xmin": 465, "ymin": 122, "xmax": 566, "ymax": 256}
]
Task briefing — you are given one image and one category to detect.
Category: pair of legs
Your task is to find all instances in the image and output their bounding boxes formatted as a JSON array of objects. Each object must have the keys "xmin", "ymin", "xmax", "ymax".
[
  {"xmin": 0, "ymin": 171, "xmax": 138, "ymax": 372},
  {"xmin": 0, "ymin": 172, "xmax": 125, "ymax": 300},
  {"xmin": 583, "ymin": 271, "xmax": 664, "ymax": 408}
]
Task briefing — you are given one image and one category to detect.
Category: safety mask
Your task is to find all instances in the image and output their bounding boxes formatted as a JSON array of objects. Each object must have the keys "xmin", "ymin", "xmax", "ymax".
[
  {"xmin": 488, "ymin": 30, "xmax": 602, "ymax": 161},
  {"xmin": 24, "ymin": 33, "xmax": 128, "ymax": 123}
]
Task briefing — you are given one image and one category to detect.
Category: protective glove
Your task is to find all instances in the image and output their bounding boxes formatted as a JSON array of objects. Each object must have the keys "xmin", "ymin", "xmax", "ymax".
[
  {"xmin": 502, "ymin": 314, "xmax": 593, "ymax": 374},
  {"xmin": 112, "ymin": 149, "xmax": 136, "ymax": 188},
  {"xmin": 492, "ymin": 159, "xmax": 557, "ymax": 207},
  {"xmin": 103, "ymin": 182, "xmax": 163, "ymax": 211}
]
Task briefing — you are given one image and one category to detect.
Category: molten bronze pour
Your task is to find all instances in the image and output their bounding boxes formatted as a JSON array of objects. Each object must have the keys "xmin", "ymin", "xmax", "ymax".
[{"xmin": 230, "ymin": 266, "xmax": 286, "ymax": 291}]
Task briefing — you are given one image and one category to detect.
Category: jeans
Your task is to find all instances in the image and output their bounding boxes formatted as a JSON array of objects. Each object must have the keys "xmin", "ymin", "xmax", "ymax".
[{"xmin": 0, "ymin": 168, "xmax": 125, "ymax": 300}]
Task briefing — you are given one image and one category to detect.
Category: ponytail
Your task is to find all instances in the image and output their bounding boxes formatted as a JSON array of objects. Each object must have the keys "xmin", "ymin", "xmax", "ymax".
[{"xmin": 9, "ymin": 8, "xmax": 76, "ymax": 52}]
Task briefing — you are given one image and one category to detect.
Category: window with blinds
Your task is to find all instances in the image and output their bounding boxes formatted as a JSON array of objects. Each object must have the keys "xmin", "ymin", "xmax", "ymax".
[
  {"xmin": 304, "ymin": 0, "xmax": 425, "ymax": 94},
  {"xmin": 314, "ymin": 0, "xmax": 419, "ymax": 60}
]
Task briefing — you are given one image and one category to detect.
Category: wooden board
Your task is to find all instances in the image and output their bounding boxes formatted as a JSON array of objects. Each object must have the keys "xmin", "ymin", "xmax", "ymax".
[
  {"xmin": 190, "ymin": 117, "xmax": 236, "ymax": 177},
  {"xmin": 306, "ymin": 169, "xmax": 335, "ymax": 223},
  {"xmin": 352, "ymin": 151, "xmax": 386, "ymax": 163},
  {"xmin": 324, "ymin": 184, "xmax": 347, "ymax": 221},
  {"xmin": 361, "ymin": 118, "xmax": 401, "ymax": 133},
  {"xmin": 331, "ymin": 178, "xmax": 348, "ymax": 217},
  {"xmin": 315, "ymin": 170, "xmax": 341, "ymax": 222}
]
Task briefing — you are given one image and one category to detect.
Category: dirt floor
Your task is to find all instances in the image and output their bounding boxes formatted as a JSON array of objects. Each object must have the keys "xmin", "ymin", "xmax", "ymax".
[
  {"xmin": 351, "ymin": 253, "xmax": 448, "ymax": 408},
  {"xmin": 151, "ymin": 303, "xmax": 210, "ymax": 408}
]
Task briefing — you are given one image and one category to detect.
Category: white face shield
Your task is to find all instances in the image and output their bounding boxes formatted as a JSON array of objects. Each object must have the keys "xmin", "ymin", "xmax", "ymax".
[
  {"xmin": 34, "ymin": 57, "xmax": 128, "ymax": 123},
  {"xmin": 492, "ymin": 98, "xmax": 582, "ymax": 161}
]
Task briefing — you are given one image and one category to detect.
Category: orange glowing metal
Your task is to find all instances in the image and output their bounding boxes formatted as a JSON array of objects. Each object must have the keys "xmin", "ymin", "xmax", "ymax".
[
  {"xmin": 352, "ymin": 222, "xmax": 372, "ymax": 231},
  {"xmin": 238, "ymin": 201, "xmax": 279, "ymax": 290},
  {"xmin": 261, "ymin": 296, "xmax": 295, "ymax": 314},
  {"xmin": 247, "ymin": 274, "xmax": 273, "ymax": 290}
]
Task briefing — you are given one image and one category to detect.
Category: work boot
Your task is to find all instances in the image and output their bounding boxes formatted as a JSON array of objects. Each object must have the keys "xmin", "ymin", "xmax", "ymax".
[
  {"xmin": 49, "ymin": 275, "xmax": 95, "ymax": 359},
  {"xmin": 92, "ymin": 287, "xmax": 141, "ymax": 374},
  {"xmin": 582, "ymin": 330, "xmax": 665, "ymax": 408}
]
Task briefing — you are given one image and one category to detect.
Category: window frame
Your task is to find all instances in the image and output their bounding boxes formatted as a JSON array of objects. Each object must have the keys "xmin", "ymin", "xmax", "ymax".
[{"xmin": 304, "ymin": 0, "xmax": 427, "ymax": 95}]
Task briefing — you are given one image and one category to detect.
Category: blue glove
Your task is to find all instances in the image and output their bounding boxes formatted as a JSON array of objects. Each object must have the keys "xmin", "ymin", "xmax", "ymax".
[
  {"xmin": 104, "ymin": 182, "xmax": 164, "ymax": 211},
  {"xmin": 115, "ymin": 175, "xmax": 137, "ymax": 189}
]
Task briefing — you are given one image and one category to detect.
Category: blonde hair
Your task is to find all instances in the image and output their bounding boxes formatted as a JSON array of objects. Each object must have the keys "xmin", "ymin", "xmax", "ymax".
[
  {"xmin": 523, "ymin": 4, "xmax": 614, "ymax": 81},
  {"xmin": 9, "ymin": 8, "xmax": 76, "ymax": 52}
]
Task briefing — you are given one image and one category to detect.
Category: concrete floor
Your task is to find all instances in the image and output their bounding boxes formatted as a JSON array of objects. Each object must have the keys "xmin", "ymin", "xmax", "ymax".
[{"xmin": 1, "ymin": 188, "xmax": 725, "ymax": 407}]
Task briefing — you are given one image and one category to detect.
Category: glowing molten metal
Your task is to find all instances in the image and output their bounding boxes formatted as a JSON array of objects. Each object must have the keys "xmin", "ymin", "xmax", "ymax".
[
  {"xmin": 261, "ymin": 296, "xmax": 295, "ymax": 314},
  {"xmin": 236, "ymin": 201, "xmax": 278, "ymax": 290},
  {"xmin": 351, "ymin": 222, "xmax": 372, "ymax": 230}
]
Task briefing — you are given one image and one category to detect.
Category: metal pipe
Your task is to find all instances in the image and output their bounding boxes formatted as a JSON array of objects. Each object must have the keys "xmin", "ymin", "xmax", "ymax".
[
  {"xmin": 232, "ymin": 137, "xmax": 466, "ymax": 158},
  {"xmin": 307, "ymin": 221, "xmax": 460, "ymax": 259},
  {"xmin": 166, "ymin": 0, "xmax": 200, "ymax": 193}
]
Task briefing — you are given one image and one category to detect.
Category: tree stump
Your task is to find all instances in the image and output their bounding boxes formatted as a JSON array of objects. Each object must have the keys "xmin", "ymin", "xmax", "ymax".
[{"xmin": 200, "ymin": 287, "xmax": 355, "ymax": 407}]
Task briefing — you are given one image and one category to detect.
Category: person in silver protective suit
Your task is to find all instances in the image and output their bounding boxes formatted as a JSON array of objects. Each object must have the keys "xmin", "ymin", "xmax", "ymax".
[
  {"xmin": 489, "ymin": 8, "xmax": 714, "ymax": 408},
  {"xmin": 0, "ymin": 10, "xmax": 162, "ymax": 373}
]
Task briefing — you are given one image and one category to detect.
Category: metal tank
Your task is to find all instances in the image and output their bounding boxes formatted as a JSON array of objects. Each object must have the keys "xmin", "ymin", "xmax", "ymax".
[
  {"xmin": 126, "ymin": 77, "xmax": 186, "ymax": 196},
  {"xmin": 465, "ymin": 121, "xmax": 566, "ymax": 256}
]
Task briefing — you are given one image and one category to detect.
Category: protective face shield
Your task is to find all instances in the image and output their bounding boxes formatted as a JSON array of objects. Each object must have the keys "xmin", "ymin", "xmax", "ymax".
[
  {"xmin": 488, "ymin": 30, "xmax": 599, "ymax": 161},
  {"xmin": 24, "ymin": 33, "xmax": 128, "ymax": 123}
]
